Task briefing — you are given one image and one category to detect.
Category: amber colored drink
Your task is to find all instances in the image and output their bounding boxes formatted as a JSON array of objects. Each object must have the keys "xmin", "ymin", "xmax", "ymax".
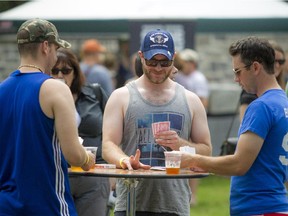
[
  {"xmin": 70, "ymin": 146, "xmax": 98, "ymax": 172},
  {"xmin": 70, "ymin": 166, "xmax": 84, "ymax": 171},
  {"xmin": 166, "ymin": 167, "xmax": 180, "ymax": 174},
  {"xmin": 70, "ymin": 164, "xmax": 95, "ymax": 172}
]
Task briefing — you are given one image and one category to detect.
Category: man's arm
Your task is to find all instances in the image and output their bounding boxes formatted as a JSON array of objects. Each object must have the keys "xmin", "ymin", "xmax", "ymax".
[
  {"xmin": 102, "ymin": 87, "xmax": 150, "ymax": 170},
  {"xmin": 102, "ymin": 87, "xmax": 129, "ymax": 167},
  {"xmin": 188, "ymin": 91, "xmax": 212, "ymax": 156},
  {"xmin": 181, "ymin": 132, "xmax": 263, "ymax": 176},
  {"xmin": 40, "ymin": 79, "xmax": 94, "ymax": 170}
]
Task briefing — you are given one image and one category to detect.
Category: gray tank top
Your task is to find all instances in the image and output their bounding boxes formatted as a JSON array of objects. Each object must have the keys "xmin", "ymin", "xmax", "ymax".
[{"xmin": 115, "ymin": 81, "xmax": 192, "ymax": 215}]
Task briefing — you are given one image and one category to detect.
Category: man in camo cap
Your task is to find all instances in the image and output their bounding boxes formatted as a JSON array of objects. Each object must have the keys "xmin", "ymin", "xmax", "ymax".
[
  {"xmin": 16, "ymin": 18, "xmax": 71, "ymax": 74},
  {"xmin": 0, "ymin": 18, "xmax": 95, "ymax": 215}
]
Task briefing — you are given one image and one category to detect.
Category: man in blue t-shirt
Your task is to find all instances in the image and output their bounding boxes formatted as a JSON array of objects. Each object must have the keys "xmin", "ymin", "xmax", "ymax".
[{"xmin": 180, "ymin": 36, "xmax": 288, "ymax": 216}]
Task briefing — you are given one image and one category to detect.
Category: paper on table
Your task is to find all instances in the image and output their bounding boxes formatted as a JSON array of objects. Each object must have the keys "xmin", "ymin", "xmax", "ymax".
[
  {"xmin": 95, "ymin": 164, "xmax": 116, "ymax": 169},
  {"xmin": 150, "ymin": 166, "xmax": 166, "ymax": 171}
]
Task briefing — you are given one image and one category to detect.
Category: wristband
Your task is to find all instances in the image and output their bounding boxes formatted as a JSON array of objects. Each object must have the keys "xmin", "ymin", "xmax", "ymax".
[{"xmin": 119, "ymin": 157, "xmax": 129, "ymax": 169}]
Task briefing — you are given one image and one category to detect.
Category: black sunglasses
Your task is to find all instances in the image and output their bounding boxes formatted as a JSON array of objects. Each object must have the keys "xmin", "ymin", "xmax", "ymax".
[
  {"xmin": 275, "ymin": 59, "xmax": 286, "ymax": 65},
  {"xmin": 51, "ymin": 67, "xmax": 73, "ymax": 75},
  {"xmin": 145, "ymin": 59, "xmax": 173, "ymax": 67}
]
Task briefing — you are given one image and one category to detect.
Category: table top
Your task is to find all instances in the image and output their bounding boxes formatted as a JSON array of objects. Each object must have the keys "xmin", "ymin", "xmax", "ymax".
[{"xmin": 69, "ymin": 167, "xmax": 209, "ymax": 179}]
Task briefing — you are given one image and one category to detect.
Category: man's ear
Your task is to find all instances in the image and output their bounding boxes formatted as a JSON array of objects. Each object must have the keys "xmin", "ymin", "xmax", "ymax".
[
  {"xmin": 41, "ymin": 41, "xmax": 50, "ymax": 55},
  {"xmin": 252, "ymin": 61, "xmax": 262, "ymax": 75},
  {"xmin": 138, "ymin": 51, "xmax": 144, "ymax": 59}
]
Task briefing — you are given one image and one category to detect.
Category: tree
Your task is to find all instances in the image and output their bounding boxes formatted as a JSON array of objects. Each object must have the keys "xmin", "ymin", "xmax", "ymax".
[{"xmin": 0, "ymin": 1, "xmax": 28, "ymax": 13}]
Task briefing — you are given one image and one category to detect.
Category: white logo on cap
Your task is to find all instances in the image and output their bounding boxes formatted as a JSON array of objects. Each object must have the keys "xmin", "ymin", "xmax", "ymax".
[{"xmin": 149, "ymin": 33, "xmax": 168, "ymax": 44}]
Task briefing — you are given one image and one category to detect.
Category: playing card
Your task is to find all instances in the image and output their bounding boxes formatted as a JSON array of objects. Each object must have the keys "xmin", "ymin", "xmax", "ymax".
[
  {"xmin": 152, "ymin": 121, "xmax": 170, "ymax": 136},
  {"xmin": 158, "ymin": 121, "xmax": 170, "ymax": 132},
  {"xmin": 179, "ymin": 146, "xmax": 196, "ymax": 154},
  {"xmin": 151, "ymin": 122, "xmax": 158, "ymax": 136}
]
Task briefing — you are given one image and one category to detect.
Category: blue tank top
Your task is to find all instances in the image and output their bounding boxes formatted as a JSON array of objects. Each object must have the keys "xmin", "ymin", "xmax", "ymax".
[
  {"xmin": 0, "ymin": 70, "xmax": 77, "ymax": 216},
  {"xmin": 230, "ymin": 89, "xmax": 288, "ymax": 215}
]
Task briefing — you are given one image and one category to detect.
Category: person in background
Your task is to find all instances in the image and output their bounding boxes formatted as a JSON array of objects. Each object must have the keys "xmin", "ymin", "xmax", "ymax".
[
  {"xmin": 0, "ymin": 18, "xmax": 95, "ymax": 215},
  {"xmin": 80, "ymin": 39, "xmax": 114, "ymax": 96},
  {"xmin": 175, "ymin": 48, "xmax": 209, "ymax": 206},
  {"xmin": 176, "ymin": 48, "xmax": 209, "ymax": 109},
  {"xmin": 272, "ymin": 41, "xmax": 286, "ymax": 91},
  {"xmin": 51, "ymin": 48, "xmax": 110, "ymax": 216},
  {"xmin": 180, "ymin": 36, "xmax": 288, "ymax": 216},
  {"xmin": 103, "ymin": 52, "xmax": 119, "ymax": 89},
  {"xmin": 102, "ymin": 29, "xmax": 211, "ymax": 216},
  {"xmin": 124, "ymin": 52, "xmax": 143, "ymax": 84},
  {"xmin": 114, "ymin": 39, "xmax": 134, "ymax": 88},
  {"xmin": 284, "ymin": 50, "xmax": 288, "ymax": 84}
]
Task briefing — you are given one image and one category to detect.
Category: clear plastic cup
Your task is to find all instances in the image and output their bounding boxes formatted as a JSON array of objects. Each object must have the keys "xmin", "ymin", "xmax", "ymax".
[
  {"xmin": 71, "ymin": 146, "xmax": 97, "ymax": 171},
  {"xmin": 164, "ymin": 151, "xmax": 181, "ymax": 174}
]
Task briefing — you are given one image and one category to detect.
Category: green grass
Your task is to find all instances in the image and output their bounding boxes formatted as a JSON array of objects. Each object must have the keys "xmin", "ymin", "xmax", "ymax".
[
  {"xmin": 110, "ymin": 175, "xmax": 231, "ymax": 216},
  {"xmin": 190, "ymin": 175, "xmax": 230, "ymax": 215}
]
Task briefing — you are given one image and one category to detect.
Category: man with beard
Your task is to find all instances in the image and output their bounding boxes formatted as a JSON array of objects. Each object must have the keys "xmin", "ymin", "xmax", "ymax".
[{"xmin": 102, "ymin": 29, "xmax": 211, "ymax": 216}]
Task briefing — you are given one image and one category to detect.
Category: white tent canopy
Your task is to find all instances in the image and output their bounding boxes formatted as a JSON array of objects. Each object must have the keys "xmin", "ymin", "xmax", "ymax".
[{"xmin": 0, "ymin": 0, "xmax": 288, "ymax": 20}]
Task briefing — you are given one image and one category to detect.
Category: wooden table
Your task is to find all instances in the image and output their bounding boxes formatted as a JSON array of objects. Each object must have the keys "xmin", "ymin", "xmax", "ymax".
[{"xmin": 69, "ymin": 168, "xmax": 209, "ymax": 216}]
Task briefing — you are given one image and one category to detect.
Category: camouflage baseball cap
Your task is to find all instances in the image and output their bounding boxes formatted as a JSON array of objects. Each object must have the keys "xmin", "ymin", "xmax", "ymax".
[{"xmin": 17, "ymin": 18, "xmax": 71, "ymax": 48}]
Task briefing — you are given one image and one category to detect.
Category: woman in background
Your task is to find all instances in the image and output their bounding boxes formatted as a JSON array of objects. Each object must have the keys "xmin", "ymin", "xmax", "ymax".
[{"xmin": 51, "ymin": 48, "xmax": 110, "ymax": 216}]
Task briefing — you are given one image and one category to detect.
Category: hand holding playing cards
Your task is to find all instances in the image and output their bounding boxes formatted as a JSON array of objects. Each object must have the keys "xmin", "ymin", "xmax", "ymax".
[
  {"xmin": 152, "ymin": 121, "xmax": 179, "ymax": 150},
  {"xmin": 154, "ymin": 130, "xmax": 181, "ymax": 150},
  {"xmin": 120, "ymin": 149, "xmax": 151, "ymax": 170}
]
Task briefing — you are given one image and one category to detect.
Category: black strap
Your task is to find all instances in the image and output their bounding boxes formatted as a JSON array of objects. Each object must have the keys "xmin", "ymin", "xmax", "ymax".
[{"xmin": 225, "ymin": 101, "xmax": 240, "ymax": 140}]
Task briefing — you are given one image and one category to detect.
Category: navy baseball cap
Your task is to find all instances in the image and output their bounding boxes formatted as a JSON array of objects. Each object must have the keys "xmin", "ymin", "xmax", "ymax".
[{"xmin": 140, "ymin": 29, "xmax": 175, "ymax": 60}]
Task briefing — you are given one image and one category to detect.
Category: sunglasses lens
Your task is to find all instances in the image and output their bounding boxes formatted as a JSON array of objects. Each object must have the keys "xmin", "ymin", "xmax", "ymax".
[
  {"xmin": 51, "ymin": 69, "xmax": 58, "ymax": 75},
  {"xmin": 51, "ymin": 68, "xmax": 72, "ymax": 75},
  {"xmin": 61, "ymin": 69, "xmax": 70, "ymax": 74},
  {"xmin": 160, "ymin": 61, "xmax": 171, "ymax": 67},
  {"xmin": 145, "ymin": 59, "xmax": 172, "ymax": 67},
  {"xmin": 145, "ymin": 60, "xmax": 156, "ymax": 67},
  {"xmin": 275, "ymin": 59, "xmax": 286, "ymax": 65}
]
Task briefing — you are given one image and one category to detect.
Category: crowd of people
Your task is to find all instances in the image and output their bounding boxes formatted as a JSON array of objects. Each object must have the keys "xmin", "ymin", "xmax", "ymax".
[{"xmin": 0, "ymin": 18, "xmax": 287, "ymax": 216}]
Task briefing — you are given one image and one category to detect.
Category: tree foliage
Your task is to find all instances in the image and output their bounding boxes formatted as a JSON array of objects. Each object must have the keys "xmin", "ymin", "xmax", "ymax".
[{"xmin": 0, "ymin": 1, "xmax": 28, "ymax": 13}]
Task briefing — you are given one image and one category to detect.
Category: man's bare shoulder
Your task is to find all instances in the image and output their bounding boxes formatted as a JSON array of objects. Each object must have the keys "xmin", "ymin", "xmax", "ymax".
[
  {"xmin": 182, "ymin": 87, "xmax": 206, "ymax": 112},
  {"xmin": 39, "ymin": 79, "xmax": 74, "ymax": 118},
  {"xmin": 110, "ymin": 85, "xmax": 129, "ymax": 98},
  {"xmin": 106, "ymin": 86, "xmax": 130, "ymax": 110},
  {"xmin": 41, "ymin": 79, "xmax": 71, "ymax": 96},
  {"xmin": 183, "ymin": 88, "xmax": 201, "ymax": 101}
]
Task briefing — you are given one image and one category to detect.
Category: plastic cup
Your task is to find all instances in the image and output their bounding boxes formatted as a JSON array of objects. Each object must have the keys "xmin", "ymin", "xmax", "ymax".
[
  {"xmin": 164, "ymin": 151, "xmax": 181, "ymax": 174},
  {"xmin": 71, "ymin": 146, "xmax": 97, "ymax": 171},
  {"xmin": 84, "ymin": 146, "xmax": 98, "ymax": 157}
]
